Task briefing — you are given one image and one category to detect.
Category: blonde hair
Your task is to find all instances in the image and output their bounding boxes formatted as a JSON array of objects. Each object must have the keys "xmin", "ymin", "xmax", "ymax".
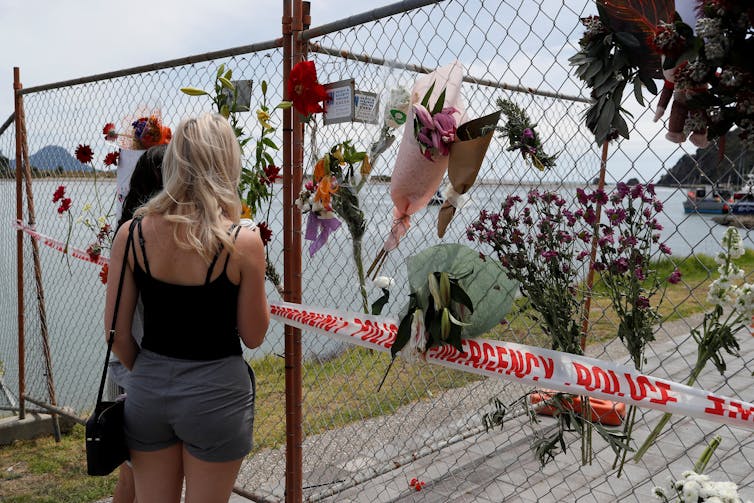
[{"xmin": 136, "ymin": 113, "xmax": 242, "ymax": 262}]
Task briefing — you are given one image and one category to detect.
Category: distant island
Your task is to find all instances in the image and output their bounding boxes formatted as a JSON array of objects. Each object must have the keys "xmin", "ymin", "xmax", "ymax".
[
  {"xmin": 656, "ymin": 129, "xmax": 754, "ymax": 188},
  {"xmin": 0, "ymin": 146, "xmax": 114, "ymax": 179}
]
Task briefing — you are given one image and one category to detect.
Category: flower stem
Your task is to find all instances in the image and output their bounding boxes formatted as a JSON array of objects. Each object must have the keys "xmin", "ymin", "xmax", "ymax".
[
  {"xmin": 633, "ymin": 365, "xmax": 704, "ymax": 463},
  {"xmin": 352, "ymin": 238, "xmax": 369, "ymax": 314},
  {"xmin": 613, "ymin": 404, "xmax": 637, "ymax": 477}
]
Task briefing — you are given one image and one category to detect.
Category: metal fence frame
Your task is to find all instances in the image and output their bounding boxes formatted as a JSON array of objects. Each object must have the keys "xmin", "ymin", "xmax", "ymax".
[{"xmin": 2, "ymin": 1, "xmax": 753, "ymax": 502}]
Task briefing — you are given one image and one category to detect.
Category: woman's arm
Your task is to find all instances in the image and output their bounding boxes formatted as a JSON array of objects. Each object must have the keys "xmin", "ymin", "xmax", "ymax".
[
  {"xmin": 236, "ymin": 226, "xmax": 270, "ymax": 349},
  {"xmin": 104, "ymin": 221, "xmax": 139, "ymax": 369}
]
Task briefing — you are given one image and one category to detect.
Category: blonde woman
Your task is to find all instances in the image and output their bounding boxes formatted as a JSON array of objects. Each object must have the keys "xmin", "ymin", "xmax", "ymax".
[{"xmin": 105, "ymin": 113, "xmax": 269, "ymax": 503}]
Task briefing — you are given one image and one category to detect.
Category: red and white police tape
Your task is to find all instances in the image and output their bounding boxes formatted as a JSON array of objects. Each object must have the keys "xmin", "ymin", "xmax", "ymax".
[
  {"xmin": 14, "ymin": 220, "xmax": 108, "ymax": 266},
  {"xmin": 16, "ymin": 221, "xmax": 754, "ymax": 430}
]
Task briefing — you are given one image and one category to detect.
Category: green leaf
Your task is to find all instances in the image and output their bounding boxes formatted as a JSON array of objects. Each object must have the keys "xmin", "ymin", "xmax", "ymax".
[
  {"xmin": 371, "ymin": 289, "xmax": 390, "ymax": 316},
  {"xmin": 612, "ymin": 112, "xmax": 630, "ymax": 140},
  {"xmin": 216, "ymin": 64, "xmax": 225, "ymax": 78},
  {"xmin": 633, "ymin": 78, "xmax": 644, "ymax": 107},
  {"xmin": 614, "ymin": 32, "xmax": 640, "ymax": 49},
  {"xmin": 420, "ymin": 82, "xmax": 436, "ymax": 108},
  {"xmin": 180, "ymin": 87, "xmax": 209, "ymax": 96},
  {"xmin": 431, "ymin": 89, "xmax": 447, "ymax": 115},
  {"xmin": 262, "ymin": 137, "xmax": 279, "ymax": 150},
  {"xmin": 450, "ymin": 283, "xmax": 474, "ymax": 312}
]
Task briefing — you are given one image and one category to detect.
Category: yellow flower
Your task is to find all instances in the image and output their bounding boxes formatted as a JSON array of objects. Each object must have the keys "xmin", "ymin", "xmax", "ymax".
[
  {"xmin": 97, "ymin": 216, "xmax": 107, "ymax": 227},
  {"xmin": 256, "ymin": 109, "xmax": 272, "ymax": 129},
  {"xmin": 82, "ymin": 203, "xmax": 92, "ymax": 213}
]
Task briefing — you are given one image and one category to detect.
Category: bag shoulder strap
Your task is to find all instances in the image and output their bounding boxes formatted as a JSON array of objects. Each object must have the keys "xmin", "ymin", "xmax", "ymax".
[{"xmin": 95, "ymin": 219, "xmax": 138, "ymax": 407}]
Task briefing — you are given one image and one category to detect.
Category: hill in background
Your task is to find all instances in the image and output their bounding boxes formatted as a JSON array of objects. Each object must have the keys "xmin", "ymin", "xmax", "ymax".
[
  {"xmin": 8, "ymin": 145, "xmax": 92, "ymax": 172},
  {"xmin": 657, "ymin": 130, "xmax": 754, "ymax": 187}
]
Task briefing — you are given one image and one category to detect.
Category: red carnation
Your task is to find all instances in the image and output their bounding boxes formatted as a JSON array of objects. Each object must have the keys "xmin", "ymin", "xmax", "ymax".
[
  {"xmin": 103, "ymin": 151, "xmax": 119, "ymax": 167},
  {"xmin": 258, "ymin": 221, "xmax": 273, "ymax": 245},
  {"xmin": 86, "ymin": 243, "xmax": 101, "ymax": 262},
  {"xmin": 75, "ymin": 144, "xmax": 94, "ymax": 164},
  {"xmin": 103, "ymin": 123, "xmax": 118, "ymax": 141},
  {"xmin": 99, "ymin": 263, "xmax": 109, "ymax": 284},
  {"xmin": 262, "ymin": 165, "xmax": 282, "ymax": 185},
  {"xmin": 57, "ymin": 197, "xmax": 72, "ymax": 214},
  {"xmin": 288, "ymin": 60, "xmax": 328, "ymax": 116},
  {"xmin": 52, "ymin": 185, "xmax": 66, "ymax": 203}
]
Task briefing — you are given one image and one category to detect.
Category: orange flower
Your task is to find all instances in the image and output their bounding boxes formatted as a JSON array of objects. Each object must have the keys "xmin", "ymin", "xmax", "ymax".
[
  {"xmin": 313, "ymin": 158, "xmax": 326, "ymax": 182},
  {"xmin": 314, "ymin": 176, "xmax": 338, "ymax": 210},
  {"xmin": 241, "ymin": 203, "xmax": 252, "ymax": 219}
]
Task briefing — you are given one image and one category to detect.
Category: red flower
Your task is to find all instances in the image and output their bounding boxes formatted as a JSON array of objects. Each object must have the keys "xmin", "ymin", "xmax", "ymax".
[
  {"xmin": 86, "ymin": 243, "xmax": 101, "ymax": 262},
  {"xmin": 262, "ymin": 165, "xmax": 282, "ymax": 185},
  {"xmin": 288, "ymin": 61, "xmax": 328, "ymax": 116},
  {"xmin": 98, "ymin": 224, "xmax": 112, "ymax": 242},
  {"xmin": 75, "ymin": 144, "xmax": 94, "ymax": 164},
  {"xmin": 52, "ymin": 185, "xmax": 66, "ymax": 203},
  {"xmin": 409, "ymin": 478, "xmax": 426, "ymax": 491},
  {"xmin": 103, "ymin": 151, "xmax": 119, "ymax": 167},
  {"xmin": 258, "ymin": 221, "xmax": 273, "ymax": 245},
  {"xmin": 99, "ymin": 263, "xmax": 109, "ymax": 284},
  {"xmin": 57, "ymin": 197, "xmax": 72, "ymax": 214},
  {"xmin": 103, "ymin": 123, "xmax": 118, "ymax": 141}
]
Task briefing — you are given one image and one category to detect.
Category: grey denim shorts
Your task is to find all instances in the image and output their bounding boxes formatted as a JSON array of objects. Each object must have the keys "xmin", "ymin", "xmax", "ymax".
[{"xmin": 124, "ymin": 349, "xmax": 255, "ymax": 462}]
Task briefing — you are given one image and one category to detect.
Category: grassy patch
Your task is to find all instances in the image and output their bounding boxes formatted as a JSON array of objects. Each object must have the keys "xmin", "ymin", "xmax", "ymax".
[
  {"xmin": 0, "ymin": 425, "xmax": 116, "ymax": 503},
  {"xmin": 491, "ymin": 250, "xmax": 754, "ymax": 348}
]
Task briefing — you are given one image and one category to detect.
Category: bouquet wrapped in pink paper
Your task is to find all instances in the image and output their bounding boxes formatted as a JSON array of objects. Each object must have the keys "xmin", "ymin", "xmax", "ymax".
[{"xmin": 382, "ymin": 60, "xmax": 465, "ymax": 252}]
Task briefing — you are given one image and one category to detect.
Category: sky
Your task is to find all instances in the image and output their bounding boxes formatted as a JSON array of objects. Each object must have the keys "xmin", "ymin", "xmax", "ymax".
[
  {"xmin": 0, "ymin": 0, "xmax": 386, "ymax": 122},
  {"xmin": 0, "ymin": 0, "xmax": 695, "ymax": 182}
]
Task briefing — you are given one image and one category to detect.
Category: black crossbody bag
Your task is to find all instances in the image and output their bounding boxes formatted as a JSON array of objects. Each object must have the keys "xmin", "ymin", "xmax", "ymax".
[{"xmin": 85, "ymin": 221, "xmax": 135, "ymax": 476}]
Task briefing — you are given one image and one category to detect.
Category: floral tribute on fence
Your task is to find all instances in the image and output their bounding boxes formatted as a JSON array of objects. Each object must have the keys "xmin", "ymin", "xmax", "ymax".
[
  {"xmin": 297, "ymin": 141, "xmax": 372, "ymax": 312},
  {"xmin": 467, "ymin": 183, "xmax": 679, "ymax": 467},
  {"xmin": 181, "ymin": 64, "xmax": 294, "ymax": 292},
  {"xmin": 495, "ymin": 98, "xmax": 557, "ymax": 171},
  {"xmin": 635, "ymin": 227, "xmax": 754, "ymax": 462}
]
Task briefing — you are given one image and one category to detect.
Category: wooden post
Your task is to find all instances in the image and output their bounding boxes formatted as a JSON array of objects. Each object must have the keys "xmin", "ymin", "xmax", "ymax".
[
  {"xmin": 13, "ymin": 68, "xmax": 26, "ymax": 421},
  {"xmin": 13, "ymin": 67, "xmax": 61, "ymax": 440}
]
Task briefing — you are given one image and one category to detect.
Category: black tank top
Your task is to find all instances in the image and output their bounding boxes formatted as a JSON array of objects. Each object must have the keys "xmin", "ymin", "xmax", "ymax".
[{"xmin": 131, "ymin": 218, "xmax": 242, "ymax": 360}]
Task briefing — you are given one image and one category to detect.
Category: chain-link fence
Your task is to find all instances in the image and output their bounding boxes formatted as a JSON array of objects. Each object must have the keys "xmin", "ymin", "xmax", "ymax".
[{"xmin": 2, "ymin": 0, "xmax": 753, "ymax": 501}]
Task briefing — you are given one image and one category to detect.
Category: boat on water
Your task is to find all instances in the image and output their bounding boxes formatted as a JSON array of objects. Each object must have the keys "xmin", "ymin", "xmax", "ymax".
[
  {"xmin": 732, "ymin": 193, "xmax": 754, "ymax": 215},
  {"xmin": 733, "ymin": 174, "xmax": 754, "ymax": 201},
  {"xmin": 683, "ymin": 187, "xmax": 733, "ymax": 214}
]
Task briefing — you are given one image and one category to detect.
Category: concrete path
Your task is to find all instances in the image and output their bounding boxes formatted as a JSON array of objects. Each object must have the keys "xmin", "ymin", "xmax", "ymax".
[{"xmin": 233, "ymin": 313, "xmax": 754, "ymax": 502}]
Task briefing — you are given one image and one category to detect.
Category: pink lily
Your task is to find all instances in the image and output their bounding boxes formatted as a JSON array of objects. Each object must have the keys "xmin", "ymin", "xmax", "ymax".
[{"xmin": 413, "ymin": 104, "xmax": 434, "ymax": 129}]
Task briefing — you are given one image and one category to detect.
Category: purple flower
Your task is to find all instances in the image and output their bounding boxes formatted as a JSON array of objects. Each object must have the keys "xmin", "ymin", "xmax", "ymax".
[
  {"xmin": 647, "ymin": 183, "xmax": 656, "ymax": 196},
  {"xmin": 433, "ymin": 111, "xmax": 457, "ymax": 143},
  {"xmin": 598, "ymin": 235, "xmax": 614, "ymax": 248},
  {"xmin": 584, "ymin": 207, "xmax": 597, "ymax": 225},
  {"xmin": 636, "ymin": 296, "xmax": 650, "ymax": 309},
  {"xmin": 616, "ymin": 182, "xmax": 630, "ymax": 198},
  {"xmin": 630, "ymin": 183, "xmax": 644, "ymax": 199},
  {"xmin": 643, "ymin": 207, "xmax": 652, "ymax": 219},
  {"xmin": 576, "ymin": 188, "xmax": 589, "ymax": 205},
  {"xmin": 606, "ymin": 207, "xmax": 627, "ymax": 225},
  {"xmin": 620, "ymin": 235, "xmax": 638, "ymax": 248},
  {"xmin": 634, "ymin": 268, "xmax": 646, "ymax": 281},
  {"xmin": 557, "ymin": 231, "xmax": 573, "ymax": 243},
  {"xmin": 593, "ymin": 262, "xmax": 607, "ymax": 272},
  {"xmin": 668, "ymin": 268, "xmax": 682, "ymax": 284},
  {"xmin": 650, "ymin": 219, "xmax": 663, "ymax": 231},
  {"xmin": 653, "ymin": 200, "xmax": 664, "ymax": 212},
  {"xmin": 413, "ymin": 104, "xmax": 434, "ymax": 129},
  {"xmin": 614, "ymin": 257, "xmax": 629, "ymax": 273},
  {"xmin": 541, "ymin": 250, "xmax": 558, "ymax": 261},
  {"xmin": 522, "ymin": 128, "xmax": 534, "ymax": 139},
  {"xmin": 659, "ymin": 242, "xmax": 671, "ymax": 255},
  {"xmin": 593, "ymin": 189, "xmax": 608, "ymax": 205},
  {"xmin": 576, "ymin": 250, "xmax": 590, "ymax": 261}
]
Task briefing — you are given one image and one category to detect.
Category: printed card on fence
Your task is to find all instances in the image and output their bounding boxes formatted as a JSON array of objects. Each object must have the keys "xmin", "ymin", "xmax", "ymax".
[
  {"xmin": 354, "ymin": 90, "xmax": 379, "ymax": 124},
  {"xmin": 323, "ymin": 79, "xmax": 355, "ymax": 125}
]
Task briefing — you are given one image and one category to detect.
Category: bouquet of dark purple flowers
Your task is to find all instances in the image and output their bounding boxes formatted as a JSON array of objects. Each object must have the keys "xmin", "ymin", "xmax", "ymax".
[{"xmin": 412, "ymin": 83, "xmax": 458, "ymax": 161}]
